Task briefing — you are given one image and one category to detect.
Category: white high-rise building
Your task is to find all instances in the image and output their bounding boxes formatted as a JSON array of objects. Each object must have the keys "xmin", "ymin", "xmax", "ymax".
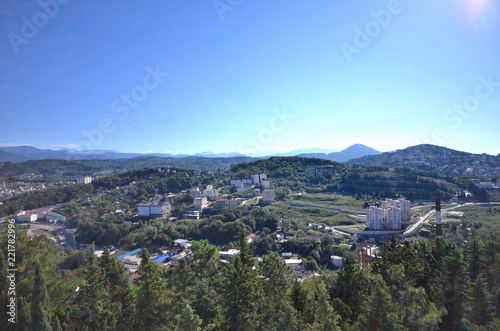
[
  {"xmin": 397, "ymin": 197, "xmax": 411, "ymax": 222},
  {"xmin": 366, "ymin": 206, "xmax": 384, "ymax": 230},
  {"xmin": 386, "ymin": 206, "xmax": 402, "ymax": 230},
  {"xmin": 382, "ymin": 197, "xmax": 411, "ymax": 223}
]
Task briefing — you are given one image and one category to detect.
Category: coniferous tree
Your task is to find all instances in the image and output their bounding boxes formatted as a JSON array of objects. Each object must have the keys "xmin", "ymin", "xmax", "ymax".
[
  {"xmin": 470, "ymin": 274, "xmax": 494, "ymax": 326},
  {"xmin": 134, "ymin": 248, "xmax": 167, "ymax": 329},
  {"xmin": 76, "ymin": 248, "xmax": 113, "ymax": 330},
  {"xmin": 260, "ymin": 251, "xmax": 297, "ymax": 327},
  {"xmin": 308, "ymin": 281, "xmax": 341, "ymax": 331},
  {"xmin": 221, "ymin": 229, "xmax": 262, "ymax": 330},
  {"xmin": 291, "ymin": 280, "xmax": 314, "ymax": 326},
  {"xmin": 331, "ymin": 256, "xmax": 366, "ymax": 319},
  {"xmin": 31, "ymin": 262, "xmax": 52, "ymax": 331},
  {"xmin": 53, "ymin": 316, "xmax": 63, "ymax": 331},
  {"xmin": 18, "ymin": 296, "xmax": 31, "ymax": 331},
  {"xmin": 356, "ymin": 278, "xmax": 403, "ymax": 331},
  {"xmin": 183, "ymin": 240, "xmax": 223, "ymax": 328},
  {"xmin": 441, "ymin": 248, "xmax": 467, "ymax": 330}
]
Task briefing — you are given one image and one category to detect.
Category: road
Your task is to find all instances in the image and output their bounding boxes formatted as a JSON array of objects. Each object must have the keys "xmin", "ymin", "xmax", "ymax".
[
  {"xmin": 403, "ymin": 202, "xmax": 500, "ymax": 236},
  {"xmin": 403, "ymin": 210, "xmax": 435, "ymax": 237}
]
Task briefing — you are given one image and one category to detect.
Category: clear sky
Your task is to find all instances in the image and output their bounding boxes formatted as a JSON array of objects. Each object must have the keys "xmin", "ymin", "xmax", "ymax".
[{"xmin": 1, "ymin": 0, "xmax": 499, "ymax": 155}]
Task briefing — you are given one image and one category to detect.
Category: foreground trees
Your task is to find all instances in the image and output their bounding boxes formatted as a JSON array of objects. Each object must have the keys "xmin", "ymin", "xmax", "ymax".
[{"xmin": 1, "ymin": 226, "xmax": 499, "ymax": 330}]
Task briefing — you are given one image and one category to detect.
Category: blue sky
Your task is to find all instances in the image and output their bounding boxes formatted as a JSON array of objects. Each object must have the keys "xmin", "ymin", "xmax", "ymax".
[{"xmin": 1, "ymin": 0, "xmax": 499, "ymax": 155}]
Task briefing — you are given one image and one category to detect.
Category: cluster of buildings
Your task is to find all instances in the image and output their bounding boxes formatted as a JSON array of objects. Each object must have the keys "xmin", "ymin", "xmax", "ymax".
[
  {"xmin": 230, "ymin": 173, "xmax": 269, "ymax": 192},
  {"xmin": 304, "ymin": 166, "xmax": 336, "ymax": 176},
  {"xmin": 190, "ymin": 185, "xmax": 219, "ymax": 199},
  {"xmin": 390, "ymin": 149, "xmax": 500, "ymax": 179},
  {"xmin": 0, "ymin": 181, "xmax": 53, "ymax": 199},
  {"xmin": 10, "ymin": 208, "xmax": 66, "ymax": 224},
  {"xmin": 476, "ymin": 181, "xmax": 499, "ymax": 189},
  {"xmin": 366, "ymin": 197, "xmax": 411, "ymax": 230},
  {"xmin": 189, "ymin": 185, "xmax": 221, "ymax": 212},
  {"xmin": 191, "ymin": 169, "xmax": 214, "ymax": 177}
]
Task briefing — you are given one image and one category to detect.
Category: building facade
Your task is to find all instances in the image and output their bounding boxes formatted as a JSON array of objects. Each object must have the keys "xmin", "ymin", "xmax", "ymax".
[
  {"xmin": 251, "ymin": 174, "xmax": 260, "ymax": 184},
  {"xmin": 215, "ymin": 199, "xmax": 229, "ymax": 209},
  {"xmin": 203, "ymin": 185, "xmax": 219, "ymax": 198},
  {"xmin": 366, "ymin": 206, "xmax": 384, "ymax": 230},
  {"xmin": 386, "ymin": 206, "xmax": 402, "ymax": 230},
  {"xmin": 77, "ymin": 176, "xmax": 93, "ymax": 184},
  {"xmin": 262, "ymin": 188, "xmax": 275, "ymax": 203},
  {"xmin": 12, "ymin": 211, "xmax": 37, "ymax": 223},
  {"xmin": 194, "ymin": 197, "xmax": 208, "ymax": 211},
  {"xmin": 138, "ymin": 202, "xmax": 171, "ymax": 217}
]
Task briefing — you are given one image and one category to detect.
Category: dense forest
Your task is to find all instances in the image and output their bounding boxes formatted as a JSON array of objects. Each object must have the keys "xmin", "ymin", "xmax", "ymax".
[
  {"xmin": 1, "ymin": 226, "xmax": 499, "ymax": 330},
  {"xmin": 231, "ymin": 157, "xmax": 460, "ymax": 200}
]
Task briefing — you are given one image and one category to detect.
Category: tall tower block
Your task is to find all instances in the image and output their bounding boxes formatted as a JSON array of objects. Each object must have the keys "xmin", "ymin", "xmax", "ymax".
[{"xmin": 436, "ymin": 198, "xmax": 442, "ymax": 237}]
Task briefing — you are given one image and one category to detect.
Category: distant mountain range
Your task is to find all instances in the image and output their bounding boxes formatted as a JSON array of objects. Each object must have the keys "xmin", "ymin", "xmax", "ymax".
[{"xmin": 0, "ymin": 144, "xmax": 381, "ymax": 163}]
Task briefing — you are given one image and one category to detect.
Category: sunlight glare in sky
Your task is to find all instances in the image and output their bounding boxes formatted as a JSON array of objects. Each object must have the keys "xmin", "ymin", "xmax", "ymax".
[{"xmin": 465, "ymin": 0, "xmax": 490, "ymax": 25}]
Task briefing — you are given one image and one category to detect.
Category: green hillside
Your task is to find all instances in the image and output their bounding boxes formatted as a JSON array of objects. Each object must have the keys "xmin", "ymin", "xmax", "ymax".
[{"xmin": 347, "ymin": 144, "xmax": 500, "ymax": 178}]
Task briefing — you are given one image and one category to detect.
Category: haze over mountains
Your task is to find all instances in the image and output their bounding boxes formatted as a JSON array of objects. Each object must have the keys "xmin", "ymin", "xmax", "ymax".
[{"xmin": 0, "ymin": 144, "xmax": 381, "ymax": 163}]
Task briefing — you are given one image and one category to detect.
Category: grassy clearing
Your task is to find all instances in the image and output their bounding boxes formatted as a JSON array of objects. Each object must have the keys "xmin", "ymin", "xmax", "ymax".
[
  {"xmin": 455, "ymin": 205, "xmax": 500, "ymax": 232},
  {"xmin": 262, "ymin": 203, "xmax": 358, "ymax": 229},
  {"xmin": 291, "ymin": 193, "xmax": 367, "ymax": 211}
]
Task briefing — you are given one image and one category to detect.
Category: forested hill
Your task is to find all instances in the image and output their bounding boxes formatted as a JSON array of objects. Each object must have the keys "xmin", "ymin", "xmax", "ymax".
[
  {"xmin": 230, "ymin": 157, "xmax": 458, "ymax": 200},
  {"xmin": 0, "ymin": 156, "xmax": 258, "ymax": 180},
  {"xmin": 230, "ymin": 156, "xmax": 342, "ymax": 178},
  {"xmin": 347, "ymin": 144, "xmax": 500, "ymax": 177}
]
